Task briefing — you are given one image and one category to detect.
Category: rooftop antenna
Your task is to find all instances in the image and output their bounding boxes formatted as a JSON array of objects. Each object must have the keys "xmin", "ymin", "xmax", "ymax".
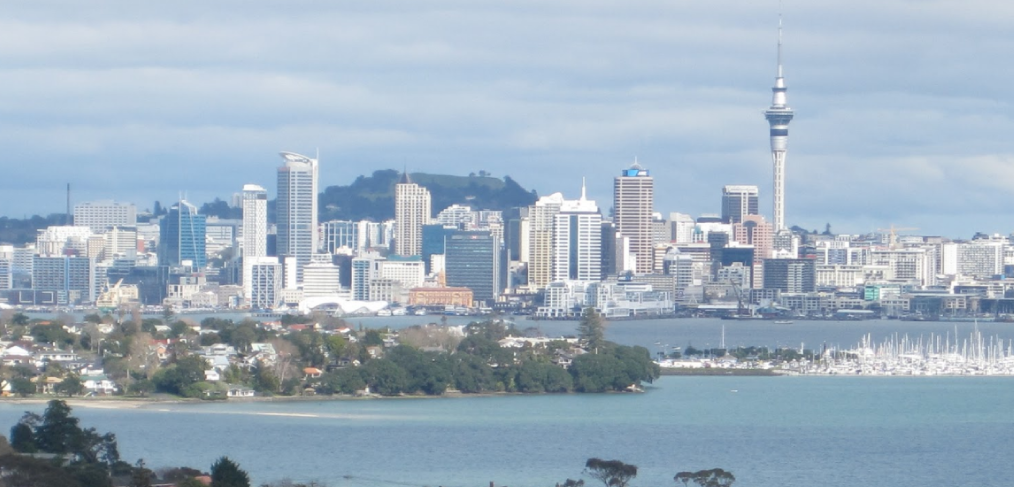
[
  {"xmin": 777, "ymin": 13, "xmax": 784, "ymax": 78},
  {"xmin": 66, "ymin": 183, "xmax": 71, "ymax": 225},
  {"xmin": 580, "ymin": 177, "xmax": 587, "ymax": 201}
]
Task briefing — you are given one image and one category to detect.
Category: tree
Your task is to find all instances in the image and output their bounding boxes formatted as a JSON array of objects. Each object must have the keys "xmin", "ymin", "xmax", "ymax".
[
  {"xmin": 131, "ymin": 459, "xmax": 155, "ymax": 487},
  {"xmin": 0, "ymin": 454, "xmax": 83, "ymax": 487},
  {"xmin": 14, "ymin": 400, "xmax": 120, "ymax": 466},
  {"xmin": 55, "ymin": 376, "xmax": 84, "ymax": 397},
  {"xmin": 577, "ymin": 307, "xmax": 607, "ymax": 353},
  {"xmin": 674, "ymin": 468, "xmax": 735, "ymax": 487},
  {"xmin": 10, "ymin": 377, "xmax": 35, "ymax": 397},
  {"xmin": 360, "ymin": 359, "xmax": 408, "ymax": 396},
  {"xmin": 585, "ymin": 458, "xmax": 637, "ymax": 487},
  {"xmin": 210, "ymin": 456, "xmax": 250, "ymax": 487}
]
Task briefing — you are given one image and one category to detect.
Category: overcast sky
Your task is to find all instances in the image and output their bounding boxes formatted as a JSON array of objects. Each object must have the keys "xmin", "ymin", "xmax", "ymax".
[{"xmin": 2, "ymin": 1, "xmax": 1013, "ymax": 238}]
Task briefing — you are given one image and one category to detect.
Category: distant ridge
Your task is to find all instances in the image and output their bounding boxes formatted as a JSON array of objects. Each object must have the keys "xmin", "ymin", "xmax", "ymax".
[{"xmin": 318, "ymin": 169, "xmax": 538, "ymax": 222}]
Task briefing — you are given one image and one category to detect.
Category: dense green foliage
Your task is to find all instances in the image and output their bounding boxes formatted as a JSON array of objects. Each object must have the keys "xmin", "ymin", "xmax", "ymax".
[
  {"xmin": 585, "ymin": 458, "xmax": 637, "ymax": 487},
  {"xmin": 210, "ymin": 456, "xmax": 251, "ymax": 487},
  {"xmin": 318, "ymin": 169, "xmax": 537, "ymax": 221},
  {"xmin": 310, "ymin": 324, "xmax": 658, "ymax": 397},
  {"xmin": 675, "ymin": 468, "xmax": 736, "ymax": 487}
]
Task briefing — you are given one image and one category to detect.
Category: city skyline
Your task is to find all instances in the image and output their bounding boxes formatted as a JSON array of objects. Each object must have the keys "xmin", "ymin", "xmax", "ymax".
[{"xmin": 1, "ymin": 2, "xmax": 1013, "ymax": 237}]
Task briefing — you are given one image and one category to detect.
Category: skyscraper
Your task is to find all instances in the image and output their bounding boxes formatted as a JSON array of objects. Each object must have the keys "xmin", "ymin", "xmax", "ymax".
[
  {"xmin": 721, "ymin": 185, "xmax": 760, "ymax": 224},
  {"xmin": 526, "ymin": 192, "xmax": 564, "ymax": 289},
  {"xmin": 613, "ymin": 161, "xmax": 654, "ymax": 274},
  {"xmin": 764, "ymin": 19, "xmax": 795, "ymax": 231},
  {"xmin": 445, "ymin": 230, "xmax": 501, "ymax": 304},
  {"xmin": 553, "ymin": 181, "xmax": 601, "ymax": 282},
  {"xmin": 241, "ymin": 184, "xmax": 268, "ymax": 259},
  {"xmin": 276, "ymin": 152, "xmax": 319, "ymax": 284},
  {"xmin": 394, "ymin": 172, "xmax": 431, "ymax": 257},
  {"xmin": 158, "ymin": 199, "xmax": 206, "ymax": 268},
  {"xmin": 242, "ymin": 184, "xmax": 268, "ymax": 303}
]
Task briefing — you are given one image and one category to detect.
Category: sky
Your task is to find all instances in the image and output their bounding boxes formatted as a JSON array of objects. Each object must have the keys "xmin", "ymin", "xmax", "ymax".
[{"xmin": 2, "ymin": 0, "xmax": 1013, "ymax": 238}]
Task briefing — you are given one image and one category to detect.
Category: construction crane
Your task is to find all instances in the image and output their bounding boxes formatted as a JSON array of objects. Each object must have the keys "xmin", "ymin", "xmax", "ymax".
[{"xmin": 876, "ymin": 224, "xmax": 919, "ymax": 250}]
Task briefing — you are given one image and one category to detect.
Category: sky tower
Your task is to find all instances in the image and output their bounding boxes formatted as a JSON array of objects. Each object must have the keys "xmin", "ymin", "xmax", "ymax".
[{"xmin": 765, "ymin": 18, "xmax": 794, "ymax": 232}]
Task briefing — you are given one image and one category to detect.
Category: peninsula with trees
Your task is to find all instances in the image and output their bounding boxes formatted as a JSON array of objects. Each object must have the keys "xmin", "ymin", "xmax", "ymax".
[{"xmin": 0, "ymin": 307, "xmax": 659, "ymax": 400}]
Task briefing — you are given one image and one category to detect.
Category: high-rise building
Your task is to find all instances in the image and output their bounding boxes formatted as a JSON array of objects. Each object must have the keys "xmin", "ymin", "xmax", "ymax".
[
  {"xmin": 527, "ymin": 193, "xmax": 564, "ymax": 289},
  {"xmin": 763, "ymin": 258, "xmax": 815, "ymax": 293},
  {"xmin": 242, "ymin": 184, "xmax": 268, "ymax": 259},
  {"xmin": 721, "ymin": 185, "xmax": 760, "ymax": 224},
  {"xmin": 33, "ymin": 255, "xmax": 95, "ymax": 304},
  {"xmin": 276, "ymin": 152, "xmax": 319, "ymax": 284},
  {"xmin": 158, "ymin": 200, "xmax": 206, "ymax": 268},
  {"xmin": 552, "ymin": 182, "xmax": 601, "ymax": 282},
  {"xmin": 445, "ymin": 231, "xmax": 502, "ymax": 304},
  {"xmin": 394, "ymin": 173, "xmax": 431, "ymax": 257},
  {"xmin": 247, "ymin": 256, "xmax": 282, "ymax": 309},
  {"xmin": 764, "ymin": 20, "xmax": 795, "ymax": 231},
  {"xmin": 73, "ymin": 201, "xmax": 137, "ymax": 232},
  {"xmin": 242, "ymin": 184, "xmax": 268, "ymax": 302},
  {"xmin": 613, "ymin": 161, "xmax": 654, "ymax": 274}
]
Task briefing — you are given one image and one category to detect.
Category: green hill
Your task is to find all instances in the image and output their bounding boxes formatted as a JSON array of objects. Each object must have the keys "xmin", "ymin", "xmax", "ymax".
[{"xmin": 318, "ymin": 169, "xmax": 538, "ymax": 222}]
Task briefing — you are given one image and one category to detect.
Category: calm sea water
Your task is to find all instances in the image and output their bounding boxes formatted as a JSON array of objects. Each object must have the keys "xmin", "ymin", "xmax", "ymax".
[{"xmin": 1, "ymin": 376, "xmax": 1012, "ymax": 487}]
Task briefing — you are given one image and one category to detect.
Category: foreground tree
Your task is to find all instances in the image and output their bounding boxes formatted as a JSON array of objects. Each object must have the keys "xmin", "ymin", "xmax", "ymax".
[
  {"xmin": 577, "ymin": 307, "xmax": 607, "ymax": 353},
  {"xmin": 585, "ymin": 458, "xmax": 637, "ymax": 487},
  {"xmin": 210, "ymin": 456, "xmax": 251, "ymax": 487},
  {"xmin": 674, "ymin": 468, "xmax": 736, "ymax": 487}
]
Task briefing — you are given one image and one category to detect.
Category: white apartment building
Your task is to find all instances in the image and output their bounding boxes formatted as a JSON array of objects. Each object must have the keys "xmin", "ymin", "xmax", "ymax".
[
  {"xmin": 73, "ymin": 201, "xmax": 137, "ymax": 232},
  {"xmin": 394, "ymin": 174, "xmax": 431, "ymax": 257},
  {"xmin": 552, "ymin": 185, "xmax": 601, "ymax": 282}
]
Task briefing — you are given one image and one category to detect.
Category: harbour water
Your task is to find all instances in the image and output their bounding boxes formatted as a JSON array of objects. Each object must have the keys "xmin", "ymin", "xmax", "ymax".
[
  {"xmin": 1, "ymin": 376, "xmax": 1013, "ymax": 487},
  {"xmin": 6, "ymin": 315, "xmax": 1014, "ymax": 485}
]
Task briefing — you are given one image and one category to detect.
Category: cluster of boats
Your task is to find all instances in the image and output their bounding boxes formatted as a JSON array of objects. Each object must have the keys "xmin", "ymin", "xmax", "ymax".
[{"xmin": 784, "ymin": 330, "xmax": 1014, "ymax": 376}]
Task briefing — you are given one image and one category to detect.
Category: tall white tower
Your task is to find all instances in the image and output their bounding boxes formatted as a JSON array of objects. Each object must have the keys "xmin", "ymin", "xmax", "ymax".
[
  {"xmin": 276, "ymin": 151, "xmax": 319, "ymax": 284},
  {"xmin": 553, "ymin": 180, "xmax": 602, "ymax": 282},
  {"xmin": 241, "ymin": 184, "xmax": 268, "ymax": 259},
  {"xmin": 394, "ymin": 172, "xmax": 431, "ymax": 257},
  {"xmin": 764, "ymin": 19, "xmax": 794, "ymax": 232}
]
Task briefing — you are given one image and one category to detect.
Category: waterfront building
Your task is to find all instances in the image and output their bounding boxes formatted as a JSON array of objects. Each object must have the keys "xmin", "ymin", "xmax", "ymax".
[
  {"xmin": 351, "ymin": 253, "xmax": 385, "ymax": 301},
  {"xmin": 552, "ymin": 183, "xmax": 602, "ymax": 282},
  {"xmin": 763, "ymin": 258, "xmax": 815, "ymax": 293},
  {"xmin": 158, "ymin": 200, "xmax": 206, "ymax": 268},
  {"xmin": 721, "ymin": 185, "xmax": 760, "ymax": 224},
  {"xmin": 445, "ymin": 231, "xmax": 502, "ymax": 304},
  {"xmin": 614, "ymin": 162, "xmax": 654, "ymax": 274},
  {"xmin": 764, "ymin": 20, "xmax": 795, "ymax": 232},
  {"xmin": 408, "ymin": 287, "xmax": 473, "ymax": 307},
  {"xmin": 276, "ymin": 151, "xmax": 319, "ymax": 284},
  {"xmin": 394, "ymin": 173, "xmax": 431, "ymax": 257},
  {"xmin": 73, "ymin": 201, "xmax": 137, "ymax": 232},
  {"xmin": 943, "ymin": 239, "xmax": 1005, "ymax": 279},
  {"xmin": 32, "ymin": 255, "xmax": 94, "ymax": 305},
  {"xmin": 302, "ymin": 261, "xmax": 342, "ymax": 298},
  {"xmin": 380, "ymin": 256, "xmax": 426, "ymax": 302}
]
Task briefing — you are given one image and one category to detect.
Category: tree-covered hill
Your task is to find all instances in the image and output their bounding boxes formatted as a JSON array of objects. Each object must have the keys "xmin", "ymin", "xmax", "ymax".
[{"xmin": 318, "ymin": 169, "xmax": 538, "ymax": 222}]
